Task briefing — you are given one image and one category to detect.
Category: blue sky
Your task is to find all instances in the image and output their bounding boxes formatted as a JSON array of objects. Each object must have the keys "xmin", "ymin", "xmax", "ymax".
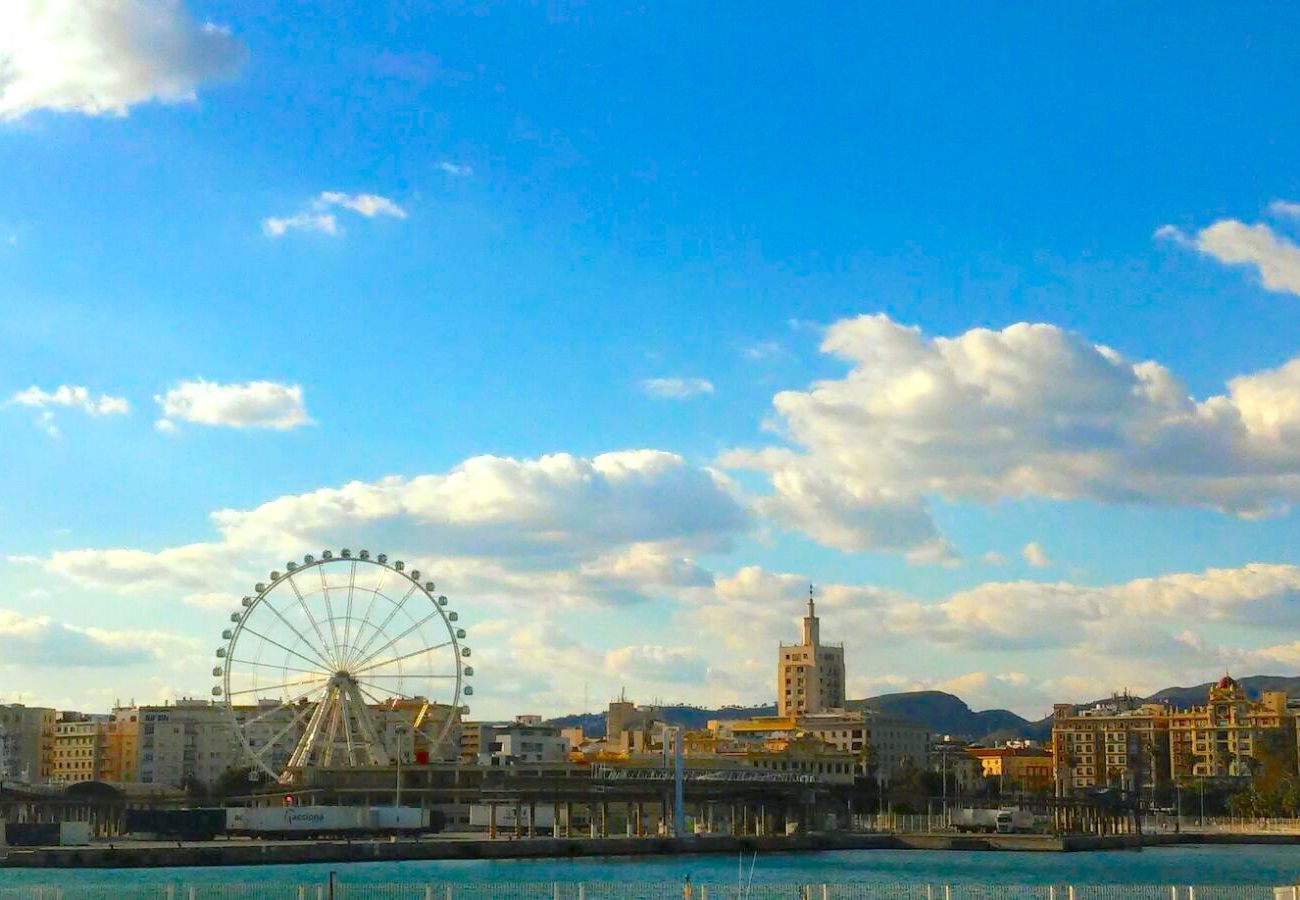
[{"xmin": 3, "ymin": 1, "xmax": 1300, "ymax": 719}]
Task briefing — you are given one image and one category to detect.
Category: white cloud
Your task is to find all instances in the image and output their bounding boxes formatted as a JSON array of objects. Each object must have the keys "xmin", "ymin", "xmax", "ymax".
[
  {"xmin": 315, "ymin": 192, "xmax": 407, "ymax": 219},
  {"xmin": 263, "ymin": 192, "xmax": 406, "ymax": 238},
  {"xmin": 1268, "ymin": 200, "xmax": 1300, "ymax": 220},
  {"xmin": 605, "ymin": 645, "xmax": 709, "ymax": 684},
  {"xmin": 436, "ymin": 162, "xmax": 473, "ymax": 177},
  {"xmin": 181, "ymin": 591, "xmax": 240, "ymax": 611},
  {"xmin": 261, "ymin": 212, "xmax": 338, "ymax": 238},
  {"xmin": 743, "ymin": 340, "xmax": 785, "ymax": 361},
  {"xmin": 1021, "ymin": 542, "xmax": 1050, "ymax": 568},
  {"xmin": 30, "ymin": 449, "xmax": 747, "ymax": 610},
  {"xmin": 982, "ymin": 551, "xmax": 1007, "ymax": 565},
  {"xmin": 0, "ymin": 608, "xmax": 195, "ymax": 668},
  {"xmin": 35, "ymin": 411, "xmax": 59, "ymax": 439},
  {"xmin": 9, "ymin": 385, "xmax": 129, "ymax": 437},
  {"xmin": 0, "ymin": 0, "xmax": 246, "ymax": 121},
  {"xmin": 10, "ymin": 384, "xmax": 129, "ymax": 415},
  {"xmin": 724, "ymin": 314, "xmax": 1300, "ymax": 557},
  {"xmin": 154, "ymin": 379, "xmax": 311, "ymax": 430},
  {"xmin": 641, "ymin": 377, "xmax": 715, "ymax": 399},
  {"xmin": 1158, "ymin": 211, "xmax": 1300, "ymax": 296}
]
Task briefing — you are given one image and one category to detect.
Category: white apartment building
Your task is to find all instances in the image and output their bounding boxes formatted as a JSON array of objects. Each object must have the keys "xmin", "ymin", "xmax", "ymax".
[{"xmin": 476, "ymin": 718, "xmax": 569, "ymax": 766}]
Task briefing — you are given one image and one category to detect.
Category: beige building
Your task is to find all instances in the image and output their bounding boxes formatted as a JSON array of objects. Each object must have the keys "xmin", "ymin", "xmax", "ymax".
[
  {"xmin": 1052, "ymin": 694, "xmax": 1170, "ymax": 794},
  {"xmin": 777, "ymin": 588, "xmax": 845, "ymax": 716},
  {"xmin": 50, "ymin": 714, "xmax": 109, "ymax": 784},
  {"xmin": 0, "ymin": 704, "xmax": 56, "ymax": 782},
  {"xmin": 967, "ymin": 744, "xmax": 1053, "ymax": 792},
  {"xmin": 1169, "ymin": 676, "xmax": 1286, "ymax": 780},
  {"xmin": 711, "ymin": 709, "xmax": 927, "ymax": 780}
]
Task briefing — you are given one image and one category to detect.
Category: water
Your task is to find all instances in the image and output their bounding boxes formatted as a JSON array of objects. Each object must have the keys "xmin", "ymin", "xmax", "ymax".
[{"xmin": 2, "ymin": 846, "xmax": 1299, "ymax": 888}]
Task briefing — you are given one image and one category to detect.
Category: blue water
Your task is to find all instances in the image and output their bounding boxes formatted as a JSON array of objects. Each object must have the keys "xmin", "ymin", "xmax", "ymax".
[{"xmin": 2, "ymin": 846, "xmax": 1299, "ymax": 887}]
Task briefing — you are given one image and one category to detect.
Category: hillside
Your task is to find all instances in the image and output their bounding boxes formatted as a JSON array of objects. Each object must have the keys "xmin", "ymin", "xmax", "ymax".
[
  {"xmin": 547, "ymin": 704, "xmax": 776, "ymax": 738},
  {"xmin": 547, "ymin": 693, "xmax": 1022, "ymax": 741},
  {"xmin": 545, "ymin": 675, "xmax": 1300, "ymax": 744},
  {"xmin": 849, "ymin": 691, "xmax": 1030, "ymax": 739}
]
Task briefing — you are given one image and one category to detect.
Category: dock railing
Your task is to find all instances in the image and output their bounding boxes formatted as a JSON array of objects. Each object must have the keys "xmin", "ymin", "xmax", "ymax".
[{"xmin": 0, "ymin": 884, "xmax": 1295, "ymax": 900}]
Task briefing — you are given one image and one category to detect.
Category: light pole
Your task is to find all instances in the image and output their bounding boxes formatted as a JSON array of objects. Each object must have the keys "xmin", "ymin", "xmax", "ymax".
[{"xmin": 395, "ymin": 724, "xmax": 411, "ymax": 808}]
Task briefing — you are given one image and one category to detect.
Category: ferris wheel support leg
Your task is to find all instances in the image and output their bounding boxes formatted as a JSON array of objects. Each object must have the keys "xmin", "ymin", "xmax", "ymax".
[
  {"xmin": 288, "ymin": 685, "xmax": 337, "ymax": 771},
  {"xmin": 343, "ymin": 678, "xmax": 392, "ymax": 766}
]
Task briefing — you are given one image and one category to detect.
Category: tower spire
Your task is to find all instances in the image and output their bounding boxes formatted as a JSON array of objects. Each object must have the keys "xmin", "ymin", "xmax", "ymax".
[{"xmin": 808, "ymin": 582, "xmax": 815, "ymax": 617}]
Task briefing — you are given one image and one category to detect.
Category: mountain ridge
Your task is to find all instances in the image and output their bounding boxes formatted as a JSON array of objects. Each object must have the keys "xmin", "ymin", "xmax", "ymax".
[{"xmin": 544, "ymin": 675, "xmax": 1300, "ymax": 743}]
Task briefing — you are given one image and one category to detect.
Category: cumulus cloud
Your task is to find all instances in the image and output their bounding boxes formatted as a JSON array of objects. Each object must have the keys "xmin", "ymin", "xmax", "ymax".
[
  {"xmin": 262, "ymin": 192, "xmax": 406, "ymax": 238},
  {"xmin": 641, "ymin": 377, "xmax": 715, "ymax": 399},
  {"xmin": 10, "ymin": 384, "xmax": 129, "ymax": 415},
  {"xmin": 9, "ymin": 384, "xmax": 129, "ymax": 437},
  {"xmin": 261, "ymin": 212, "xmax": 338, "ymax": 238},
  {"xmin": 28, "ymin": 449, "xmax": 747, "ymax": 608},
  {"xmin": 1158, "ymin": 204, "xmax": 1300, "ymax": 296},
  {"xmin": 0, "ymin": 608, "xmax": 195, "ymax": 668},
  {"xmin": 605, "ymin": 645, "xmax": 709, "ymax": 684},
  {"xmin": 1021, "ymin": 542, "xmax": 1050, "ymax": 568},
  {"xmin": 1268, "ymin": 200, "xmax": 1300, "ymax": 220},
  {"xmin": 725, "ymin": 314, "xmax": 1300, "ymax": 557},
  {"xmin": 154, "ymin": 379, "xmax": 311, "ymax": 431},
  {"xmin": 0, "ymin": 0, "xmax": 246, "ymax": 121},
  {"xmin": 316, "ymin": 192, "xmax": 407, "ymax": 219},
  {"xmin": 436, "ymin": 162, "xmax": 473, "ymax": 177}
]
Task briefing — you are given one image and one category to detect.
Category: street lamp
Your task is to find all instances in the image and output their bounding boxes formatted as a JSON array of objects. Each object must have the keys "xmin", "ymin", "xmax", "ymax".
[{"xmin": 395, "ymin": 723, "xmax": 412, "ymax": 808}]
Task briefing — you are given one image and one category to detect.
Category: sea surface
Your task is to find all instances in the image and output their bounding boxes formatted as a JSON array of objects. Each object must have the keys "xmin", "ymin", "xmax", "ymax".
[{"xmin": 2, "ymin": 845, "xmax": 1299, "ymax": 888}]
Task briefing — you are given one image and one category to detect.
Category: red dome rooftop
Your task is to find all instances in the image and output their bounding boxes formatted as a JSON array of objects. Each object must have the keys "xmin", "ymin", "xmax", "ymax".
[{"xmin": 1217, "ymin": 674, "xmax": 1237, "ymax": 689}]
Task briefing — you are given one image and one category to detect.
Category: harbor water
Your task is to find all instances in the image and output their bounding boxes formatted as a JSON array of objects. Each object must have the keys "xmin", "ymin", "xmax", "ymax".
[{"xmin": 3, "ymin": 846, "xmax": 1300, "ymax": 889}]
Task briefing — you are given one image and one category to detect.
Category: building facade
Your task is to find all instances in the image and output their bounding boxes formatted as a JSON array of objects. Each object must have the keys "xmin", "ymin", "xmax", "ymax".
[
  {"xmin": 0, "ymin": 704, "xmax": 56, "ymax": 782},
  {"xmin": 1169, "ymin": 677, "xmax": 1286, "ymax": 780},
  {"xmin": 1052, "ymin": 695, "xmax": 1170, "ymax": 794},
  {"xmin": 777, "ymin": 588, "xmax": 845, "ymax": 717},
  {"xmin": 49, "ymin": 714, "xmax": 109, "ymax": 784},
  {"xmin": 967, "ymin": 744, "xmax": 1054, "ymax": 793},
  {"xmin": 475, "ymin": 717, "xmax": 570, "ymax": 766}
]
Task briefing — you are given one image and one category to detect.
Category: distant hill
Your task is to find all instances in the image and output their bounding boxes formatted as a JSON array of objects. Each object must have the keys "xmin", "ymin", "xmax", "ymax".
[
  {"xmin": 544, "ymin": 675, "xmax": 1300, "ymax": 745},
  {"xmin": 546, "ymin": 693, "xmax": 1023, "ymax": 741},
  {"xmin": 848, "ymin": 691, "xmax": 1030, "ymax": 740},
  {"xmin": 547, "ymin": 704, "xmax": 776, "ymax": 738}
]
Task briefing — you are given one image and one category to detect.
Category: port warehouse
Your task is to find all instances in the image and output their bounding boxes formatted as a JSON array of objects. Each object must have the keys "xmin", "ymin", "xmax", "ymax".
[
  {"xmin": 0, "ymin": 764, "xmax": 860, "ymax": 842},
  {"xmin": 0, "ymin": 763, "xmax": 1140, "ymax": 846}
]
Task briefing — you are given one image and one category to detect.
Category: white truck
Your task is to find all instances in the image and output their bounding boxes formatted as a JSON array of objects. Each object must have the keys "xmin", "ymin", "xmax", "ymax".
[
  {"xmin": 950, "ymin": 808, "xmax": 998, "ymax": 833},
  {"xmin": 226, "ymin": 806, "xmax": 431, "ymax": 839},
  {"xmin": 994, "ymin": 809, "xmax": 1035, "ymax": 834},
  {"xmin": 950, "ymin": 808, "xmax": 1036, "ymax": 834}
]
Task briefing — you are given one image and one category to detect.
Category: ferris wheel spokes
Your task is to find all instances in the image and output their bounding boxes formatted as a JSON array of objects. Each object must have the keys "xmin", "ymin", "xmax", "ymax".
[{"xmin": 347, "ymin": 583, "xmax": 419, "ymax": 668}]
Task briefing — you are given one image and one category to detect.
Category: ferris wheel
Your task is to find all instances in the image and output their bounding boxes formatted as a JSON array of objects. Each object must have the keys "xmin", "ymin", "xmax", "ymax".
[{"xmin": 212, "ymin": 549, "xmax": 472, "ymax": 782}]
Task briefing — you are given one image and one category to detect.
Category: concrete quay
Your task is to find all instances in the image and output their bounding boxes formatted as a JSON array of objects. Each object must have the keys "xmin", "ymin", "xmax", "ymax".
[{"xmin": 0, "ymin": 831, "xmax": 1161, "ymax": 868}]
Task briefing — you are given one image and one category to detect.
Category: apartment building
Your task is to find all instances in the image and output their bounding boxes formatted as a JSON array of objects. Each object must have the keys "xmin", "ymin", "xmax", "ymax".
[
  {"xmin": 0, "ymin": 704, "xmax": 55, "ymax": 782},
  {"xmin": 474, "ymin": 717, "xmax": 569, "ymax": 766},
  {"xmin": 49, "ymin": 713, "xmax": 109, "ymax": 784},
  {"xmin": 1052, "ymin": 694, "xmax": 1170, "ymax": 794}
]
